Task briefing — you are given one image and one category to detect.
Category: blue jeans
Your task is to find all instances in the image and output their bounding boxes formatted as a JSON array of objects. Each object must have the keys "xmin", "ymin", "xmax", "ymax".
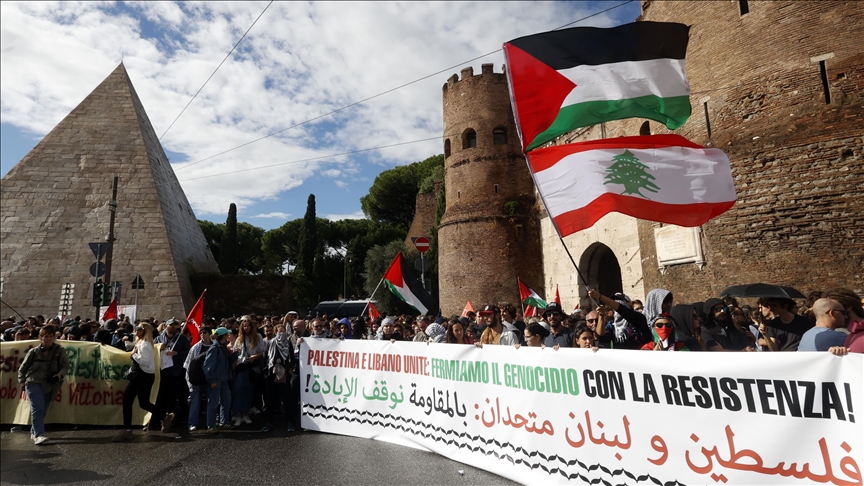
[
  {"xmin": 188, "ymin": 384, "xmax": 204, "ymax": 427},
  {"xmin": 206, "ymin": 382, "xmax": 231, "ymax": 428},
  {"xmin": 26, "ymin": 384, "xmax": 52, "ymax": 438}
]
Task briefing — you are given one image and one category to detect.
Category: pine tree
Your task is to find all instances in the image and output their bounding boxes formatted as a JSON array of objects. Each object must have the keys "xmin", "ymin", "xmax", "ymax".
[
  {"xmin": 603, "ymin": 150, "xmax": 660, "ymax": 198},
  {"xmin": 218, "ymin": 203, "xmax": 238, "ymax": 275}
]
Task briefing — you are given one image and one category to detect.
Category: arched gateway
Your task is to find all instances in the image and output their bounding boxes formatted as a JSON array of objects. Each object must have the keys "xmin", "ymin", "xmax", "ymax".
[{"xmin": 579, "ymin": 243, "xmax": 623, "ymax": 307}]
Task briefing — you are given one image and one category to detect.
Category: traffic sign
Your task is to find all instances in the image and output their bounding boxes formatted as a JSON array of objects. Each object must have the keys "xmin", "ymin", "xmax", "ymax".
[
  {"xmin": 415, "ymin": 257, "xmax": 430, "ymax": 272},
  {"xmin": 414, "ymin": 236, "xmax": 430, "ymax": 253},
  {"xmin": 89, "ymin": 262, "xmax": 106, "ymax": 277},
  {"xmin": 131, "ymin": 275, "xmax": 145, "ymax": 290},
  {"xmin": 88, "ymin": 242, "xmax": 111, "ymax": 261}
]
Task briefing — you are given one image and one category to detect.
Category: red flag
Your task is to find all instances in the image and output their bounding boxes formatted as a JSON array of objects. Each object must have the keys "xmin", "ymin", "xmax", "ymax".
[
  {"xmin": 368, "ymin": 302, "xmax": 381, "ymax": 320},
  {"xmin": 184, "ymin": 290, "xmax": 205, "ymax": 346},
  {"xmin": 524, "ymin": 305, "xmax": 539, "ymax": 317},
  {"xmin": 461, "ymin": 300, "xmax": 475, "ymax": 318},
  {"xmin": 554, "ymin": 285, "xmax": 561, "ymax": 306},
  {"xmin": 101, "ymin": 297, "xmax": 118, "ymax": 321}
]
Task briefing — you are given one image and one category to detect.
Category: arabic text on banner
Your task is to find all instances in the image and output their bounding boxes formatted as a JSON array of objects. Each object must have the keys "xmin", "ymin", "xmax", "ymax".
[{"xmin": 300, "ymin": 339, "xmax": 862, "ymax": 485}]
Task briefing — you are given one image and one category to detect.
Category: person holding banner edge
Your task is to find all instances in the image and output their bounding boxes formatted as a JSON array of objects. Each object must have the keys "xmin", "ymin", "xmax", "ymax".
[
  {"xmin": 114, "ymin": 322, "xmax": 158, "ymax": 442},
  {"xmin": 17, "ymin": 324, "xmax": 68, "ymax": 445}
]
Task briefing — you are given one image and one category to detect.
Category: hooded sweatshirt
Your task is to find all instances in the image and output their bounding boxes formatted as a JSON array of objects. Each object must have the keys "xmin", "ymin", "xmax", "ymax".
[
  {"xmin": 845, "ymin": 319, "xmax": 864, "ymax": 353},
  {"xmin": 670, "ymin": 304, "xmax": 703, "ymax": 351},
  {"xmin": 701, "ymin": 298, "xmax": 749, "ymax": 351}
]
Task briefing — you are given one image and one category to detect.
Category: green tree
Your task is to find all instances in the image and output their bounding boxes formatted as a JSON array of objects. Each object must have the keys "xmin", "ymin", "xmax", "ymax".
[
  {"xmin": 360, "ymin": 154, "xmax": 443, "ymax": 228},
  {"xmin": 603, "ymin": 150, "xmax": 660, "ymax": 198},
  {"xmin": 219, "ymin": 203, "xmax": 239, "ymax": 275},
  {"xmin": 198, "ymin": 219, "xmax": 223, "ymax": 262},
  {"xmin": 236, "ymin": 222, "xmax": 265, "ymax": 274}
]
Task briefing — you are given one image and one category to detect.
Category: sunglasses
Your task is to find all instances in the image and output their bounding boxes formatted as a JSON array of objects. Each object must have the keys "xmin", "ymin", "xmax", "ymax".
[
  {"xmin": 587, "ymin": 318, "xmax": 598, "ymax": 323},
  {"xmin": 546, "ymin": 311, "xmax": 562, "ymax": 317},
  {"xmin": 654, "ymin": 322, "xmax": 673, "ymax": 328},
  {"xmin": 830, "ymin": 309, "xmax": 847, "ymax": 317}
]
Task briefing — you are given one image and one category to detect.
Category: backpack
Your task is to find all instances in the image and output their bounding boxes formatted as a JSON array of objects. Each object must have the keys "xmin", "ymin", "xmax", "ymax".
[{"xmin": 188, "ymin": 351, "xmax": 207, "ymax": 386}]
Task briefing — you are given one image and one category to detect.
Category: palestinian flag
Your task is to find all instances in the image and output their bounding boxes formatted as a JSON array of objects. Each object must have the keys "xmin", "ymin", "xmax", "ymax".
[
  {"xmin": 518, "ymin": 278, "xmax": 547, "ymax": 310},
  {"xmin": 383, "ymin": 252, "xmax": 433, "ymax": 315},
  {"xmin": 504, "ymin": 21, "xmax": 691, "ymax": 152},
  {"xmin": 526, "ymin": 134, "xmax": 736, "ymax": 237}
]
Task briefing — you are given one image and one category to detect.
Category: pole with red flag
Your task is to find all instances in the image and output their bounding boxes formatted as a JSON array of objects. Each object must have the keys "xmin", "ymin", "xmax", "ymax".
[
  {"xmin": 178, "ymin": 289, "xmax": 206, "ymax": 347},
  {"xmin": 101, "ymin": 296, "xmax": 118, "ymax": 322}
]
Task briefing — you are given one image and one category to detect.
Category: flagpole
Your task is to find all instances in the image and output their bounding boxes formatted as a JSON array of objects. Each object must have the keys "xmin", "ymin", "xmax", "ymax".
[
  {"xmin": 174, "ymin": 288, "xmax": 205, "ymax": 351},
  {"xmin": 361, "ymin": 277, "xmax": 385, "ymax": 317},
  {"xmin": 517, "ymin": 278, "xmax": 526, "ymax": 317}
]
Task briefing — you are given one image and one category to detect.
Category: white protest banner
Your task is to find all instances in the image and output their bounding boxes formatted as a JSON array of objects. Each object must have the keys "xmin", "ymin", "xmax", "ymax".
[{"xmin": 300, "ymin": 339, "xmax": 863, "ymax": 485}]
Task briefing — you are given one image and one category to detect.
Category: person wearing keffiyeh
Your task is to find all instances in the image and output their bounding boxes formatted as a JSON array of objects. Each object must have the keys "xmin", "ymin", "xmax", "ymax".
[
  {"xmin": 261, "ymin": 324, "xmax": 296, "ymax": 433},
  {"xmin": 588, "ymin": 289, "xmax": 651, "ymax": 349}
]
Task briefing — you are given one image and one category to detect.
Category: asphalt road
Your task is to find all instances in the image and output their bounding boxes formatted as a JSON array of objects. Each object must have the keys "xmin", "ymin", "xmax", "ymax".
[{"xmin": 0, "ymin": 424, "xmax": 517, "ymax": 486}]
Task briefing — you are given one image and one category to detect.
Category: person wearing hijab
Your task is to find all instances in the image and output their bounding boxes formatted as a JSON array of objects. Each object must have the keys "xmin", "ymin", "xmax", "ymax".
[
  {"xmin": 670, "ymin": 304, "xmax": 707, "ymax": 351},
  {"xmin": 641, "ymin": 314, "xmax": 689, "ymax": 351}
]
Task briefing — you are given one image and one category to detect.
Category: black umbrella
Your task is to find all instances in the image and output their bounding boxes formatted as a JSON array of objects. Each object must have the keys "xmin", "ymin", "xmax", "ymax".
[{"xmin": 720, "ymin": 283, "xmax": 805, "ymax": 299}]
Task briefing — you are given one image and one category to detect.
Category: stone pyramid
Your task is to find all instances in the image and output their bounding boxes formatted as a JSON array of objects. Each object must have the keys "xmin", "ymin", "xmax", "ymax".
[{"xmin": 0, "ymin": 63, "xmax": 219, "ymax": 320}]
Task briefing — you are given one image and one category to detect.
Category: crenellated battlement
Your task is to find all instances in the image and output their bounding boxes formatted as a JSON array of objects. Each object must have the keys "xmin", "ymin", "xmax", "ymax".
[{"xmin": 442, "ymin": 63, "xmax": 506, "ymax": 92}]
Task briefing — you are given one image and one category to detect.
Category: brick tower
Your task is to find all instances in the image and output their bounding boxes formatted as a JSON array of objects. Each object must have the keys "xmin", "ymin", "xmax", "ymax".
[
  {"xmin": 0, "ymin": 63, "xmax": 219, "ymax": 319},
  {"xmin": 437, "ymin": 64, "xmax": 544, "ymax": 315}
]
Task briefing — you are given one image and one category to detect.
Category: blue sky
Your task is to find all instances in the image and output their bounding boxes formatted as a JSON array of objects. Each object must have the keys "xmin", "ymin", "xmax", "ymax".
[{"xmin": 1, "ymin": 1, "xmax": 641, "ymax": 230}]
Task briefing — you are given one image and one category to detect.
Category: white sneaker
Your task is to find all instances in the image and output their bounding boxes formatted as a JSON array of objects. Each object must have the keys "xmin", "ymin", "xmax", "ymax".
[
  {"xmin": 34, "ymin": 436, "xmax": 48, "ymax": 445},
  {"xmin": 234, "ymin": 417, "xmax": 243, "ymax": 427},
  {"xmin": 248, "ymin": 407, "xmax": 261, "ymax": 415},
  {"xmin": 188, "ymin": 426, "xmax": 197, "ymax": 432},
  {"xmin": 241, "ymin": 414, "xmax": 252, "ymax": 424}
]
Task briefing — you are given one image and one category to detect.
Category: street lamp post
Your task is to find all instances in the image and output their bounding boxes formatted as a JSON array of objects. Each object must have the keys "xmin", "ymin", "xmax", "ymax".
[{"xmin": 341, "ymin": 247, "xmax": 349, "ymax": 301}]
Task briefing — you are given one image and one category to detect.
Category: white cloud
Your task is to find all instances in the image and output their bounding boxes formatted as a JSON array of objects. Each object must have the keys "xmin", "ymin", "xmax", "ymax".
[
  {"xmin": 250, "ymin": 211, "xmax": 291, "ymax": 219},
  {"xmin": 1, "ymin": 1, "xmax": 634, "ymax": 216},
  {"xmin": 324, "ymin": 210, "xmax": 366, "ymax": 221}
]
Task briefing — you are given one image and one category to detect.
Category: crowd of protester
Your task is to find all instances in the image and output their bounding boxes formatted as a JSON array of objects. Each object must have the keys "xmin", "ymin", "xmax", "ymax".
[{"xmin": 6, "ymin": 285, "xmax": 863, "ymax": 445}]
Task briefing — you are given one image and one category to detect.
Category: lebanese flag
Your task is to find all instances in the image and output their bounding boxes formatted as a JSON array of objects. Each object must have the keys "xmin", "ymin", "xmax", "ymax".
[
  {"xmin": 461, "ymin": 300, "xmax": 475, "ymax": 318},
  {"xmin": 383, "ymin": 252, "xmax": 433, "ymax": 315},
  {"xmin": 183, "ymin": 290, "xmax": 205, "ymax": 345},
  {"xmin": 368, "ymin": 302, "xmax": 381, "ymax": 320},
  {"xmin": 503, "ymin": 21, "xmax": 691, "ymax": 152},
  {"xmin": 518, "ymin": 278, "xmax": 547, "ymax": 310},
  {"xmin": 527, "ymin": 134, "xmax": 736, "ymax": 237},
  {"xmin": 554, "ymin": 285, "xmax": 561, "ymax": 306},
  {"xmin": 101, "ymin": 297, "xmax": 118, "ymax": 322}
]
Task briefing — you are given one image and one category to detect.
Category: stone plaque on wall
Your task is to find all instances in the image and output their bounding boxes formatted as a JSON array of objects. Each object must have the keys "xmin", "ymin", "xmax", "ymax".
[{"xmin": 654, "ymin": 225, "xmax": 705, "ymax": 273}]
